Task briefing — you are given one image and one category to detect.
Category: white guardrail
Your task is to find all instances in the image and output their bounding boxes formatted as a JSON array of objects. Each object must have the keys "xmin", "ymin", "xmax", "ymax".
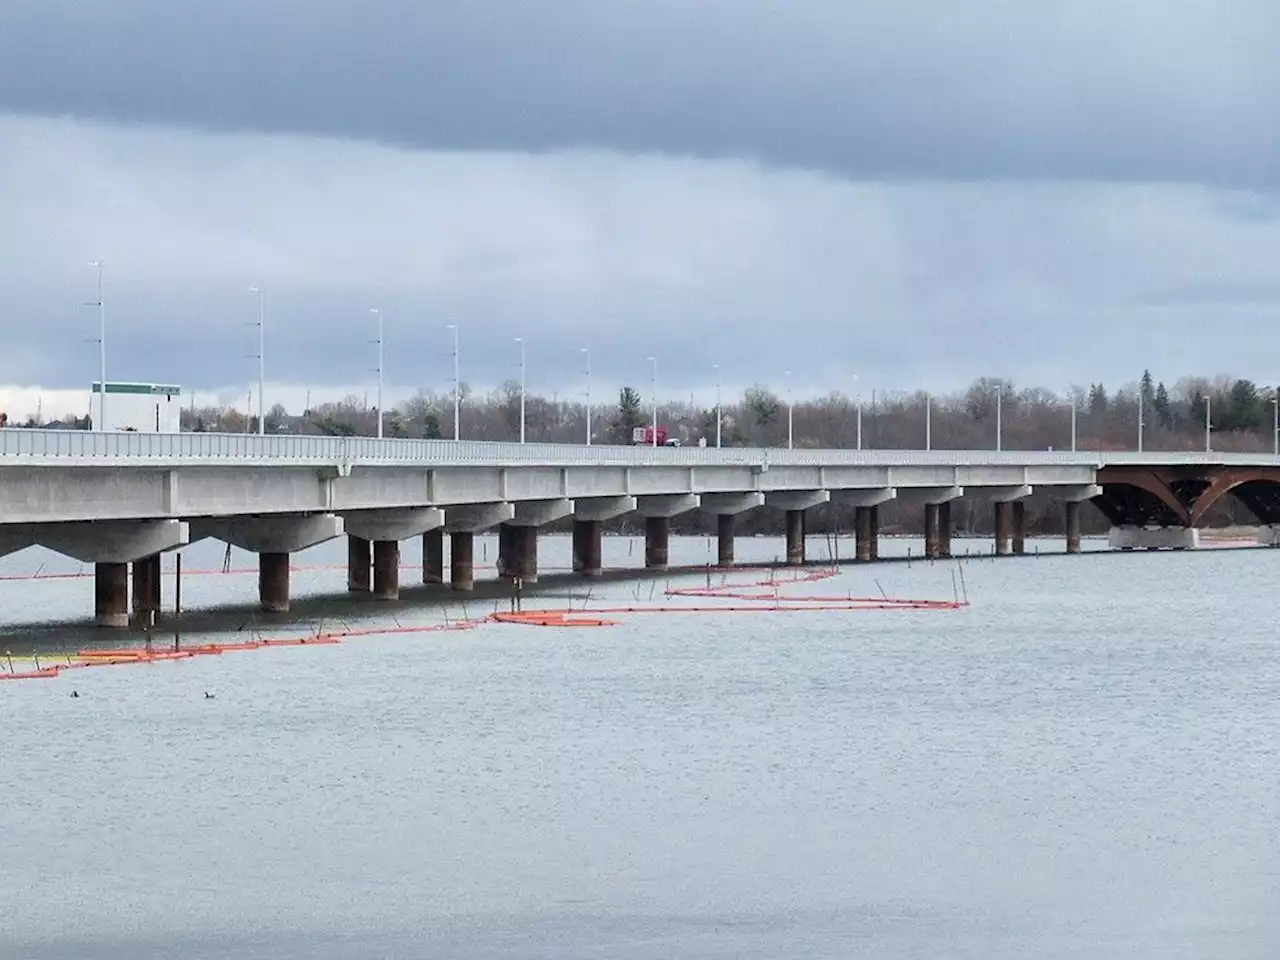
[{"xmin": 2, "ymin": 429, "xmax": 1280, "ymax": 468}]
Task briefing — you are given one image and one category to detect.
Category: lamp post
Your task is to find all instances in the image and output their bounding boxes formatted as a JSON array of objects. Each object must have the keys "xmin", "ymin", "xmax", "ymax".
[
  {"xmin": 713, "ymin": 361, "xmax": 722, "ymax": 448},
  {"xmin": 1069, "ymin": 391, "xmax": 1077, "ymax": 452},
  {"xmin": 515, "ymin": 337, "xmax": 526, "ymax": 443},
  {"xmin": 785, "ymin": 369, "xmax": 794, "ymax": 449},
  {"xmin": 1137, "ymin": 383, "xmax": 1144, "ymax": 453},
  {"xmin": 89, "ymin": 261, "xmax": 106, "ymax": 430},
  {"xmin": 582, "ymin": 347, "xmax": 591, "ymax": 445},
  {"xmin": 370, "ymin": 308, "xmax": 384, "ymax": 439},
  {"xmin": 647, "ymin": 356, "xmax": 658, "ymax": 447},
  {"xmin": 995, "ymin": 382, "xmax": 1003, "ymax": 452},
  {"xmin": 446, "ymin": 323, "xmax": 460, "ymax": 441},
  {"xmin": 853, "ymin": 374, "xmax": 862, "ymax": 450},
  {"xmin": 925, "ymin": 392, "xmax": 932, "ymax": 451},
  {"xmin": 1204, "ymin": 395, "xmax": 1212, "ymax": 452},
  {"xmin": 1273, "ymin": 393, "xmax": 1278, "ymax": 456},
  {"xmin": 246, "ymin": 286, "xmax": 265, "ymax": 435}
]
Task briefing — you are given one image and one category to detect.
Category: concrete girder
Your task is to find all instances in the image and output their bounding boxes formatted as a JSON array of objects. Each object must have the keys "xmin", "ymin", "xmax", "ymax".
[
  {"xmin": 38, "ymin": 519, "xmax": 189, "ymax": 564},
  {"xmin": 443, "ymin": 502, "xmax": 514, "ymax": 533},
  {"xmin": 341, "ymin": 507, "xmax": 444, "ymax": 542},
  {"xmin": 189, "ymin": 514, "xmax": 343, "ymax": 554},
  {"xmin": 573, "ymin": 496, "xmax": 637, "ymax": 523},
  {"xmin": 700, "ymin": 492, "xmax": 765, "ymax": 516},
  {"xmin": 892, "ymin": 486, "xmax": 961, "ymax": 506},
  {"xmin": 979, "ymin": 484, "xmax": 1033, "ymax": 503},
  {"xmin": 635, "ymin": 494, "xmax": 701, "ymax": 519},
  {"xmin": 1054, "ymin": 484, "xmax": 1103, "ymax": 503},
  {"xmin": 511, "ymin": 498, "xmax": 574, "ymax": 528},
  {"xmin": 764, "ymin": 490, "xmax": 830, "ymax": 512},
  {"xmin": 831, "ymin": 487, "xmax": 898, "ymax": 507}
]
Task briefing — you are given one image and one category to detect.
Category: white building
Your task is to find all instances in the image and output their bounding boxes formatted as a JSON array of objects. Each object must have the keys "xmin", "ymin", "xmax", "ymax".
[{"xmin": 90, "ymin": 382, "xmax": 182, "ymax": 433}]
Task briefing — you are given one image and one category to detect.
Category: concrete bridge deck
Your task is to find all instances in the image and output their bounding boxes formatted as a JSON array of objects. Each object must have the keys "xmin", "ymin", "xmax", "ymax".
[{"xmin": 2, "ymin": 430, "xmax": 1278, "ymax": 626}]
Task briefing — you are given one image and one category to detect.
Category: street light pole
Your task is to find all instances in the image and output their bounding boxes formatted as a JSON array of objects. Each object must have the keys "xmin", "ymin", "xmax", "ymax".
[
  {"xmin": 713, "ymin": 361, "xmax": 722, "ymax": 448},
  {"xmin": 582, "ymin": 347, "xmax": 591, "ymax": 445},
  {"xmin": 370, "ymin": 308, "xmax": 384, "ymax": 439},
  {"xmin": 1204, "ymin": 395, "xmax": 1212, "ymax": 452},
  {"xmin": 252, "ymin": 287, "xmax": 265, "ymax": 435},
  {"xmin": 1273, "ymin": 393, "xmax": 1278, "ymax": 456},
  {"xmin": 786, "ymin": 369, "xmax": 794, "ymax": 450},
  {"xmin": 515, "ymin": 337, "xmax": 526, "ymax": 443},
  {"xmin": 647, "ymin": 356, "xmax": 658, "ymax": 447},
  {"xmin": 446, "ymin": 323, "xmax": 460, "ymax": 441},
  {"xmin": 1070, "ymin": 393, "xmax": 1077, "ymax": 452},
  {"xmin": 925, "ymin": 392, "xmax": 932, "ymax": 451},
  {"xmin": 1137, "ymin": 385, "xmax": 1144, "ymax": 453},
  {"xmin": 88, "ymin": 261, "xmax": 107, "ymax": 430},
  {"xmin": 996, "ymin": 382, "xmax": 1003, "ymax": 452}
]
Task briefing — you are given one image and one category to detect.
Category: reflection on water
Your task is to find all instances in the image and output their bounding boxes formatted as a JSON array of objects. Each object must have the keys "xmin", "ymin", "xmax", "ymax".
[{"xmin": 3, "ymin": 536, "xmax": 1277, "ymax": 959}]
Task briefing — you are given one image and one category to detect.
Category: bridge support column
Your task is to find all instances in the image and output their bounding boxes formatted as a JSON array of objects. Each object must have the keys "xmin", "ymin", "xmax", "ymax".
[
  {"xmin": 497, "ymin": 523, "xmax": 518, "ymax": 579},
  {"xmin": 645, "ymin": 516, "xmax": 670, "ymax": 570},
  {"xmin": 348, "ymin": 536, "xmax": 371, "ymax": 593},
  {"xmin": 575, "ymin": 520, "xmax": 603, "ymax": 577},
  {"xmin": 938, "ymin": 501, "xmax": 953, "ymax": 558},
  {"xmin": 1011, "ymin": 500, "xmax": 1027, "ymax": 555},
  {"xmin": 717, "ymin": 514, "xmax": 736, "ymax": 567},
  {"xmin": 450, "ymin": 532, "xmax": 475, "ymax": 592},
  {"xmin": 258, "ymin": 552, "xmax": 291, "ymax": 613},
  {"xmin": 422, "ymin": 528, "xmax": 445, "ymax": 584},
  {"xmin": 785, "ymin": 510, "xmax": 806, "ymax": 566},
  {"xmin": 1108, "ymin": 526, "xmax": 1199, "ymax": 551},
  {"xmin": 373, "ymin": 540, "xmax": 400, "ymax": 600},
  {"xmin": 924, "ymin": 504, "xmax": 941, "ymax": 559},
  {"xmin": 855, "ymin": 506, "xmax": 879, "ymax": 561},
  {"xmin": 994, "ymin": 501, "xmax": 1013, "ymax": 556},
  {"xmin": 95, "ymin": 562, "xmax": 129, "ymax": 629},
  {"xmin": 131, "ymin": 553, "xmax": 162, "ymax": 625},
  {"xmin": 1065, "ymin": 502, "xmax": 1081, "ymax": 553},
  {"xmin": 516, "ymin": 526, "xmax": 538, "ymax": 582}
]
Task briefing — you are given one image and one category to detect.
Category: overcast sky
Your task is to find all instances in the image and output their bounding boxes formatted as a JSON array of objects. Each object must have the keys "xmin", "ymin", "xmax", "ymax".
[{"xmin": 3, "ymin": 1, "xmax": 1279, "ymax": 417}]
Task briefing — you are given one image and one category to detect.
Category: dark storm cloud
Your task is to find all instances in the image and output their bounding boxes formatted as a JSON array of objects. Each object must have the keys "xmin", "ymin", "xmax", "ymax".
[{"xmin": 2, "ymin": 0, "xmax": 1279, "ymax": 185}]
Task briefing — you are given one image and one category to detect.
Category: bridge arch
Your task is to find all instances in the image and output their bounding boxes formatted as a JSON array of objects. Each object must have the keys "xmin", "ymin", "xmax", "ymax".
[
  {"xmin": 1188, "ymin": 469, "xmax": 1280, "ymax": 526},
  {"xmin": 1092, "ymin": 467, "xmax": 1190, "ymax": 527}
]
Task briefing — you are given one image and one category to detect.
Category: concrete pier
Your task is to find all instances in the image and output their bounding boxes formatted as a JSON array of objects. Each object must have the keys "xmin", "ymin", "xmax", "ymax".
[
  {"xmin": 497, "ymin": 523, "xmax": 517, "ymax": 579},
  {"xmin": 422, "ymin": 528, "xmax": 445, "ymax": 585},
  {"xmin": 1108, "ymin": 526, "xmax": 1199, "ymax": 550},
  {"xmin": 645, "ymin": 516, "xmax": 670, "ymax": 570},
  {"xmin": 576, "ymin": 519, "xmax": 604, "ymax": 578},
  {"xmin": 855, "ymin": 505, "xmax": 879, "ymax": 561},
  {"xmin": 785, "ymin": 510, "xmax": 806, "ymax": 566},
  {"xmin": 994, "ymin": 501, "xmax": 1013, "ymax": 556},
  {"xmin": 95, "ymin": 562, "xmax": 129, "ymax": 629},
  {"xmin": 1065, "ymin": 501, "xmax": 1082, "ymax": 554},
  {"xmin": 516, "ymin": 525, "xmax": 538, "ymax": 581},
  {"xmin": 259, "ymin": 552, "xmax": 290, "ymax": 612},
  {"xmin": 938, "ymin": 501, "xmax": 953, "ymax": 557},
  {"xmin": 717, "ymin": 513, "xmax": 735, "ymax": 567},
  {"xmin": 348, "ymin": 536, "xmax": 371, "ymax": 593},
  {"xmin": 130, "ymin": 553, "xmax": 162, "ymax": 624},
  {"xmin": 1011, "ymin": 500, "xmax": 1027, "ymax": 555},
  {"xmin": 450, "ymin": 531, "xmax": 475, "ymax": 591},
  {"xmin": 373, "ymin": 540, "xmax": 399, "ymax": 600},
  {"xmin": 924, "ymin": 504, "xmax": 941, "ymax": 559}
]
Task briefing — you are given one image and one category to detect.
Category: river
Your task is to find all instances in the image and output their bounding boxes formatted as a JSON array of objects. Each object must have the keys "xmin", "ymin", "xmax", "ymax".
[{"xmin": 2, "ymin": 535, "xmax": 1277, "ymax": 959}]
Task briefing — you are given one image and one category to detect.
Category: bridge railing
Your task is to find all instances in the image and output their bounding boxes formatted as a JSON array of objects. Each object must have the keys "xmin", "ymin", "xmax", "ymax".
[{"xmin": 2, "ymin": 429, "xmax": 1279, "ymax": 468}]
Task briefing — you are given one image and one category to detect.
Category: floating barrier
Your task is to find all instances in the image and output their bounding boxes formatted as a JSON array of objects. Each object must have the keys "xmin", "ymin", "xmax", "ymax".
[{"xmin": 2, "ymin": 567, "xmax": 965, "ymax": 682}]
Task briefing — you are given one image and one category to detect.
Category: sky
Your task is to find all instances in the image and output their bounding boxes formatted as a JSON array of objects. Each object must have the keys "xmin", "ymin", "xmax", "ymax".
[{"xmin": 3, "ymin": 1, "xmax": 1280, "ymax": 419}]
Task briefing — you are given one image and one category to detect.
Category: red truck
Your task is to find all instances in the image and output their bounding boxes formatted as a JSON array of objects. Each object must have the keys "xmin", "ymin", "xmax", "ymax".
[{"xmin": 632, "ymin": 425, "xmax": 681, "ymax": 446}]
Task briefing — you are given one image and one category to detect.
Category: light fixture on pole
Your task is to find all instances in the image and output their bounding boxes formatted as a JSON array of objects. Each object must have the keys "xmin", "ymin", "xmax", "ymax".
[
  {"xmin": 247, "ymin": 286, "xmax": 265, "ymax": 436},
  {"xmin": 647, "ymin": 356, "xmax": 658, "ymax": 447},
  {"xmin": 515, "ymin": 336, "xmax": 526, "ymax": 444},
  {"xmin": 370, "ymin": 308, "xmax": 384, "ymax": 439},
  {"xmin": 89, "ymin": 260, "xmax": 107, "ymax": 430},
  {"xmin": 446, "ymin": 323, "xmax": 460, "ymax": 441},
  {"xmin": 925, "ymin": 392, "xmax": 932, "ymax": 451},
  {"xmin": 995, "ymin": 382, "xmax": 1003, "ymax": 452},
  {"xmin": 713, "ymin": 361, "xmax": 722, "ymax": 448},
  {"xmin": 581, "ymin": 347, "xmax": 591, "ymax": 445},
  {"xmin": 1204, "ymin": 394, "xmax": 1212, "ymax": 452},
  {"xmin": 785, "ymin": 369, "xmax": 794, "ymax": 450},
  {"xmin": 1137, "ymin": 381, "xmax": 1144, "ymax": 453},
  {"xmin": 852, "ymin": 374, "xmax": 862, "ymax": 451}
]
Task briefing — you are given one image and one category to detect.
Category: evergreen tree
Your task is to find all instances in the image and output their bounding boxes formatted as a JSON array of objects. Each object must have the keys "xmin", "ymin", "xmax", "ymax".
[
  {"xmin": 1153, "ymin": 381, "xmax": 1172, "ymax": 428},
  {"xmin": 1087, "ymin": 383, "xmax": 1109, "ymax": 416},
  {"xmin": 613, "ymin": 386, "xmax": 645, "ymax": 442}
]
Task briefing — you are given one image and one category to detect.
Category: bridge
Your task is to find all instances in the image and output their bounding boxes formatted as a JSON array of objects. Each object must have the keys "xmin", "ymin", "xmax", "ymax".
[{"xmin": 2, "ymin": 429, "xmax": 1278, "ymax": 627}]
